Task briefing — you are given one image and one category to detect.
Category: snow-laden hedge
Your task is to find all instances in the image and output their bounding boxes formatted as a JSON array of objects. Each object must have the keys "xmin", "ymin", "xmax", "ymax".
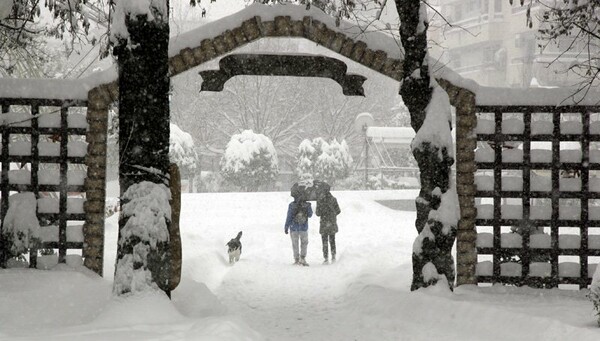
[
  {"xmin": 295, "ymin": 137, "xmax": 352, "ymax": 186},
  {"xmin": 220, "ymin": 130, "xmax": 279, "ymax": 191},
  {"xmin": 1, "ymin": 193, "xmax": 41, "ymax": 264}
]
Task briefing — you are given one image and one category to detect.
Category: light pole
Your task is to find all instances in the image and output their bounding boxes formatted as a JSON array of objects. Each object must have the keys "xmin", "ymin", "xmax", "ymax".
[{"xmin": 354, "ymin": 113, "xmax": 374, "ymax": 190}]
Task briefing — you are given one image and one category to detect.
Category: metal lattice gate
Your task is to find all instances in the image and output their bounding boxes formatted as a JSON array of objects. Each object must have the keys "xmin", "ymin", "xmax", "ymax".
[
  {"xmin": 474, "ymin": 105, "xmax": 600, "ymax": 288},
  {"xmin": 1, "ymin": 98, "xmax": 88, "ymax": 268}
]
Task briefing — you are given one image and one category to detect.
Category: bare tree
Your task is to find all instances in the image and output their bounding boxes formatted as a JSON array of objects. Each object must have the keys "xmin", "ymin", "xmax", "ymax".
[
  {"xmin": 0, "ymin": 1, "xmax": 54, "ymax": 76},
  {"xmin": 0, "ymin": 0, "xmax": 112, "ymax": 77}
]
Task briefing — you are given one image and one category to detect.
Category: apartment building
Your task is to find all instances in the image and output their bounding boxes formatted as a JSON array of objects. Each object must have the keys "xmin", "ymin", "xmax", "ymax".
[{"xmin": 431, "ymin": 0, "xmax": 585, "ymax": 88}]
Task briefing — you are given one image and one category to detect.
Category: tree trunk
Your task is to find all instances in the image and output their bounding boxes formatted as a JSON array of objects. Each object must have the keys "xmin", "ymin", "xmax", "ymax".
[
  {"xmin": 395, "ymin": 0, "xmax": 457, "ymax": 291},
  {"xmin": 168, "ymin": 163, "xmax": 182, "ymax": 291},
  {"xmin": 113, "ymin": 4, "xmax": 172, "ymax": 296}
]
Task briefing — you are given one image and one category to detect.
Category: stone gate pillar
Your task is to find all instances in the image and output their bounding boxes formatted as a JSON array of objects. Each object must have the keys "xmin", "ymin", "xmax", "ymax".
[
  {"xmin": 438, "ymin": 79, "xmax": 478, "ymax": 286},
  {"xmin": 83, "ymin": 83, "xmax": 116, "ymax": 276}
]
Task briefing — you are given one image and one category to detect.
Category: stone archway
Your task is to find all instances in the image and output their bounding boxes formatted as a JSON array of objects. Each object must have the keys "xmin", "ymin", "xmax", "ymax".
[
  {"xmin": 83, "ymin": 12, "xmax": 407, "ymax": 276},
  {"xmin": 84, "ymin": 8, "xmax": 476, "ymax": 283},
  {"xmin": 166, "ymin": 15, "xmax": 403, "ymax": 82}
]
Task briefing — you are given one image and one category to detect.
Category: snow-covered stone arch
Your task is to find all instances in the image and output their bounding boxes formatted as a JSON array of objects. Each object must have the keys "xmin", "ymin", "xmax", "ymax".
[
  {"xmin": 82, "ymin": 3, "xmax": 413, "ymax": 276},
  {"xmin": 165, "ymin": 6, "xmax": 404, "ymax": 82},
  {"xmin": 80, "ymin": 3, "xmax": 478, "ymax": 280}
]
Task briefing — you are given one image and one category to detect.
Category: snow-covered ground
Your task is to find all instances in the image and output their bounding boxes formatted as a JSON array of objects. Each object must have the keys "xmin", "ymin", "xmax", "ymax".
[{"xmin": 1, "ymin": 190, "xmax": 599, "ymax": 340}]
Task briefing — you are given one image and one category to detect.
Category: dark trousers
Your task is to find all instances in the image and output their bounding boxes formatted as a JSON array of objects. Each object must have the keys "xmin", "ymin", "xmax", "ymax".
[{"xmin": 321, "ymin": 234, "xmax": 336, "ymax": 259}]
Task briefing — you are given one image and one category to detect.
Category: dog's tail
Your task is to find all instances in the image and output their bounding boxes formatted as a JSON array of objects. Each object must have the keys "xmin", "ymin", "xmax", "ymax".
[{"xmin": 235, "ymin": 231, "xmax": 242, "ymax": 241}]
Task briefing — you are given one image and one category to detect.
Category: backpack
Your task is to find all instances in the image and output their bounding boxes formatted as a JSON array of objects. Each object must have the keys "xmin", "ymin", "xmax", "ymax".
[{"xmin": 293, "ymin": 202, "xmax": 308, "ymax": 224}]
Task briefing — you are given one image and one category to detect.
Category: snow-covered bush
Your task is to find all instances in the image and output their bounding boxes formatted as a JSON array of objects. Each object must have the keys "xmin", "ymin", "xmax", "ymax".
[
  {"xmin": 114, "ymin": 182, "xmax": 171, "ymax": 295},
  {"xmin": 296, "ymin": 138, "xmax": 325, "ymax": 181},
  {"xmin": 295, "ymin": 138, "xmax": 353, "ymax": 185},
  {"xmin": 220, "ymin": 130, "xmax": 279, "ymax": 191},
  {"xmin": 590, "ymin": 265, "xmax": 600, "ymax": 326},
  {"xmin": 169, "ymin": 123, "xmax": 198, "ymax": 179},
  {"xmin": 1, "ymin": 192, "xmax": 41, "ymax": 263},
  {"xmin": 367, "ymin": 175, "xmax": 382, "ymax": 190},
  {"xmin": 315, "ymin": 139, "xmax": 353, "ymax": 185}
]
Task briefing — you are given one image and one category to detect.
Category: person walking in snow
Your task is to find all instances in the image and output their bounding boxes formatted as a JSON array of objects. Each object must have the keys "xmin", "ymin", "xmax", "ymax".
[
  {"xmin": 284, "ymin": 195, "xmax": 313, "ymax": 266},
  {"xmin": 316, "ymin": 190, "xmax": 340, "ymax": 264}
]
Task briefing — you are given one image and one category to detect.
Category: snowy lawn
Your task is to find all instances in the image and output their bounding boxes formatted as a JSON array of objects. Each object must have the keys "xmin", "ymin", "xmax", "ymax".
[{"xmin": 1, "ymin": 190, "xmax": 599, "ymax": 340}]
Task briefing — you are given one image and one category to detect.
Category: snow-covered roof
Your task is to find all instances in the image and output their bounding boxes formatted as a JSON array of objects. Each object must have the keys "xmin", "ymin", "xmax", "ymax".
[{"xmin": 366, "ymin": 127, "xmax": 415, "ymax": 145}]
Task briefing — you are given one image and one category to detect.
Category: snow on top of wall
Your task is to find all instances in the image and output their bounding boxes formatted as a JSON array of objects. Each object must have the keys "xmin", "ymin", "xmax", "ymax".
[
  {"xmin": 366, "ymin": 127, "xmax": 415, "ymax": 144},
  {"xmin": 169, "ymin": 3, "xmax": 403, "ymax": 59},
  {"xmin": 0, "ymin": 67, "xmax": 117, "ymax": 101},
  {"xmin": 434, "ymin": 64, "xmax": 600, "ymax": 106},
  {"xmin": 0, "ymin": 77, "xmax": 89, "ymax": 101}
]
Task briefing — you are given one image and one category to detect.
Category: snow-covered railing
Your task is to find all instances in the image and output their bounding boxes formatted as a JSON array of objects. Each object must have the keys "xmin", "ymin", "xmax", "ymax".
[{"xmin": 472, "ymin": 104, "xmax": 600, "ymax": 288}]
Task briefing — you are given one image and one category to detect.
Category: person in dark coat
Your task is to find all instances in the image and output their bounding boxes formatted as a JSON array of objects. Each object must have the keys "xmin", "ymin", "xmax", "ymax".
[{"xmin": 316, "ymin": 190, "xmax": 340, "ymax": 264}]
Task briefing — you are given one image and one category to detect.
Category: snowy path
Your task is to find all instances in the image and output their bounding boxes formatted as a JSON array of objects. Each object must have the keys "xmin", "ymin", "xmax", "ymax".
[
  {"xmin": 178, "ymin": 191, "xmax": 417, "ymax": 340},
  {"xmin": 4, "ymin": 190, "xmax": 600, "ymax": 340},
  {"xmin": 216, "ymin": 262, "xmax": 354, "ymax": 340}
]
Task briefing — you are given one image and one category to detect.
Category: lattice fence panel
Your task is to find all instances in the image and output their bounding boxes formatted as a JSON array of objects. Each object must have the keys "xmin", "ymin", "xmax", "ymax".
[
  {"xmin": 474, "ymin": 106, "xmax": 600, "ymax": 288},
  {"xmin": 0, "ymin": 98, "xmax": 88, "ymax": 268}
]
